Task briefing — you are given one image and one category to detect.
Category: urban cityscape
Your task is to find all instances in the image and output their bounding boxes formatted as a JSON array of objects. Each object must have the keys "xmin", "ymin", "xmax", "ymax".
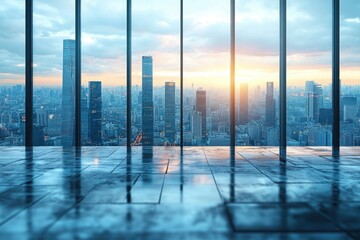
[{"xmin": 0, "ymin": 39, "xmax": 359, "ymax": 147}]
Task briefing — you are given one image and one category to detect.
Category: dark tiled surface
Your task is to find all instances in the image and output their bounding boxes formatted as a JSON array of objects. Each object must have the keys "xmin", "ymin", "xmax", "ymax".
[{"xmin": 0, "ymin": 146, "xmax": 359, "ymax": 239}]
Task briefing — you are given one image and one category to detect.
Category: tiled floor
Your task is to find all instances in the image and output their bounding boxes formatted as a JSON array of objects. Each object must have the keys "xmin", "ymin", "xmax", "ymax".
[{"xmin": 0, "ymin": 146, "xmax": 359, "ymax": 239}]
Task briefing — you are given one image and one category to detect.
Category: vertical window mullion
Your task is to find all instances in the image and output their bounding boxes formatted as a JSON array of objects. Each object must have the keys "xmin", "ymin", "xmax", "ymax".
[
  {"xmin": 180, "ymin": 0, "xmax": 184, "ymax": 149},
  {"xmin": 75, "ymin": 0, "xmax": 81, "ymax": 147},
  {"xmin": 230, "ymin": 0, "xmax": 235, "ymax": 148},
  {"xmin": 127, "ymin": 0, "xmax": 132, "ymax": 149},
  {"xmin": 25, "ymin": 0, "xmax": 33, "ymax": 147},
  {"xmin": 332, "ymin": 0, "xmax": 340, "ymax": 156},
  {"xmin": 280, "ymin": 0, "xmax": 287, "ymax": 160}
]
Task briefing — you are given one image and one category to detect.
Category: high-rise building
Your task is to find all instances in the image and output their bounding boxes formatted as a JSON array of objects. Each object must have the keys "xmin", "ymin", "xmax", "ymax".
[
  {"xmin": 239, "ymin": 83, "xmax": 249, "ymax": 125},
  {"xmin": 341, "ymin": 96, "xmax": 357, "ymax": 121},
  {"xmin": 305, "ymin": 81, "xmax": 323, "ymax": 122},
  {"xmin": 88, "ymin": 81, "xmax": 102, "ymax": 145},
  {"xmin": 142, "ymin": 56, "xmax": 154, "ymax": 146},
  {"xmin": 265, "ymin": 82, "xmax": 275, "ymax": 127},
  {"xmin": 196, "ymin": 90, "xmax": 206, "ymax": 139},
  {"xmin": 319, "ymin": 108, "xmax": 333, "ymax": 125},
  {"xmin": 61, "ymin": 39, "xmax": 75, "ymax": 147},
  {"xmin": 33, "ymin": 125, "xmax": 45, "ymax": 146},
  {"xmin": 81, "ymin": 87, "xmax": 89, "ymax": 144},
  {"xmin": 165, "ymin": 82, "xmax": 176, "ymax": 141},
  {"xmin": 191, "ymin": 111, "xmax": 202, "ymax": 143}
]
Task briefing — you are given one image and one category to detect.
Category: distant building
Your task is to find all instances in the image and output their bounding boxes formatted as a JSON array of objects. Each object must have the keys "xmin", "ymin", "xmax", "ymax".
[
  {"xmin": 305, "ymin": 81, "xmax": 323, "ymax": 122},
  {"xmin": 88, "ymin": 81, "xmax": 102, "ymax": 145},
  {"xmin": 239, "ymin": 83, "xmax": 248, "ymax": 125},
  {"xmin": 265, "ymin": 82, "xmax": 275, "ymax": 127},
  {"xmin": 81, "ymin": 87, "xmax": 88, "ymax": 144},
  {"xmin": 164, "ymin": 82, "xmax": 176, "ymax": 142},
  {"xmin": 191, "ymin": 111, "xmax": 202, "ymax": 143},
  {"xmin": 61, "ymin": 39, "xmax": 75, "ymax": 147},
  {"xmin": 142, "ymin": 56, "xmax": 154, "ymax": 146},
  {"xmin": 341, "ymin": 96, "xmax": 357, "ymax": 121},
  {"xmin": 318, "ymin": 108, "xmax": 332, "ymax": 125},
  {"xmin": 33, "ymin": 125, "xmax": 45, "ymax": 146},
  {"xmin": 196, "ymin": 90, "xmax": 207, "ymax": 139},
  {"xmin": 344, "ymin": 105, "xmax": 358, "ymax": 122}
]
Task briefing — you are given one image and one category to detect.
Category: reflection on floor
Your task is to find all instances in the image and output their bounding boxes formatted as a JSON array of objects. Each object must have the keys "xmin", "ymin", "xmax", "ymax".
[{"xmin": 0, "ymin": 146, "xmax": 359, "ymax": 239}]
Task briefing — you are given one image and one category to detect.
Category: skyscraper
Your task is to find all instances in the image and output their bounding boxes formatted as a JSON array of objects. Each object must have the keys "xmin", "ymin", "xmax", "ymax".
[
  {"xmin": 142, "ymin": 56, "xmax": 154, "ymax": 146},
  {"xmin": 196, "ymin": 90, "xmax": 206, "ymax": 139},
  {"xmin": 191, "ymin": 111, "xmax": 202, "ymax": 143},
  {"xmin": 305, "ymin": 81, "xmax": 323, "ymax": 122},
  {"xmin": 88, "ymin": 81, "xmax": 102, "ymax": 145},
  {"xmin": 265, "ymin": 82, "xmax": 275, "ymax": 127},
  {"xmin": 341, "ymin": 96, "xmax": 357, "ymax": 121},
  {"xmin": 239, "ymin": 83, "xmax": 249, "ymax": 125},
  {"xmin": 165, "ymin": 82, "xmax": 175, "ymax": 141},
  {"xmin": 61, "ymin": 39, "xmax": 75, "ymax": 147},
  {"xmin": 81, "ymin": 87, "xmax": 89, "ymax": 144}
]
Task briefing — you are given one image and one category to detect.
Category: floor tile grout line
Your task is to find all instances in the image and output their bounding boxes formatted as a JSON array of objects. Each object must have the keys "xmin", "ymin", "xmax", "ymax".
[
  {"xmin": 40, "ymin": 184, "xmax": 98, "ymax": 236},
  {"xmin": 203, "ymin": 148, "xmax": 239, "ymax": 232},
  {"xmin": 122, "ymin": 174, "xmax": 141, "ymax": 203},
  {"xmin": 158, "ymin": 158, "xmax": 170, "ymax": 204},
  {"xmin": 202, "ymin": 148, "xmax": 226, "ymax": 204},
  {"xmin": 110, "ymin": 157, "xmax": 127, "ymax": 174},
  {"xmin": 305, "ymin": 202, "xmax": 357, "ymax": 239},
  {"xmin": 236, "ymin": 151, "xmax": 277, "ymax": 184},
  {"xmin": 0, "ymin": 192, "xmax": 49, "ymax": 228}
]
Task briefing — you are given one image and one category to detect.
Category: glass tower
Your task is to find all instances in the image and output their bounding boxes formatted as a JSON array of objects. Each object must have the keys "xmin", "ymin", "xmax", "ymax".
[
  {"xmin": 165, "ymin": 82, "xmax": 176, "ymax": 142},
  {"xmin": 142, "ymin": 56, "xmax": 154, "ymax": 146},
  {"xmin": 265, "ymin": 82, "xmax": 275, "ymax": 127},
  {"xmin": 196, "ymin": 90, "xmax": 207, "ymax": 141},
  {"xmin": 88, "ymin": 81, "xmax": 102, "ymax": 145},
  {"xmin": 61, "ymin": 39, "xmax": 75, "ymax": 147}
]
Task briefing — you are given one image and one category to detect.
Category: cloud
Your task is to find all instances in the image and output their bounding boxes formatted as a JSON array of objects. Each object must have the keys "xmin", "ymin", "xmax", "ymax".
[
  {"xmin": 345, "ymin": 18, "xmax": 360, "ymax": 24},
  {"xmin": 0, "ymin": 0, "xmax": 359, "ymax": 86}
]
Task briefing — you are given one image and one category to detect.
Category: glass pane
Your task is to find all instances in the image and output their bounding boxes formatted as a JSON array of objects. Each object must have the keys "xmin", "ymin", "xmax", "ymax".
[
  {"xmin": 184, "ymin": 0, "xmax": 230, "ymax": 146},
  {"xmin": 235, "ymin": 0, "xmax": 279, "ymax": 147},
  {"xmin": 340, "ymin": 0, "xmax": 360, "ymax": 148},
  {"xmin": 33, "ymin": 0, "xmax": 75, "ymax": 146},
  {"xmin": 82, "ymin": 0, "xmax": 127, "ymax": 146},
  {"xmin": 132, "ymin": 0, "xmax": 180, "ymax": 146},
  {"xmin": 287, "ymin": 0, "xmax": 332, "ymax": 147},
  {"xmin": 0, "ymin": 1, "xmax": 25, "ymax": 146}
]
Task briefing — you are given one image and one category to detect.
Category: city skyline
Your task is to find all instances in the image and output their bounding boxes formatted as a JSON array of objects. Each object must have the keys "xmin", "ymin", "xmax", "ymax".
[{"xmin": 1, "ymin": 1, "xmax": 360, "ymax": 147}]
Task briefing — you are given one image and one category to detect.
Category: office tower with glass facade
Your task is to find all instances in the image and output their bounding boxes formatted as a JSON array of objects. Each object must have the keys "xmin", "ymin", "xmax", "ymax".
[
  {"xmin": 196, "ymin": 90, "xmax": 206, "ymax": 140},
  {"xmin": 88, "ymin": 81, "xmax": 102, "ymax": 145},
  {"xmin": 265, "ymin": 82, "xmax": 275, "ymax": 127},
  {"xmin": 81, "ymin": 87, "xmax": 89, "ymax": 144},
  {"xmin": 341, "ymin": 96, "xmax": 357, "ymax": 121},
  {"xmin": 61, "ymin": 39, "xmax": 75, "ymax": 147},
  {"xmin": 305, "ymin": 81, "xmax": 324, "ymax": 122},
  {"xmin": 165, "ymin": 82, "xmax": 175, "ymax": 142},
  {"xmin": 142, "ymin": 56, "xmax": 154, "ymax": 146},
  {"xmin": 239, "ymin": 83, "xmax": 249, "ymax": 125}
]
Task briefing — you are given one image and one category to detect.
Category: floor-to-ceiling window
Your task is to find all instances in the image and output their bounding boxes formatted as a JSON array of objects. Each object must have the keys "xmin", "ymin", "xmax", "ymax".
[
  {"xmin": 82, "ymin": 0, "xmax": 127, "ymax": 146},
  {"xmin": 132, "ymin": 0, "xmax": 180, "ymax": 146},
  {"xmin": 32, "ymin": 0, "xmax": 75, "ymax": 146},
  {"xmin": 2, "ymin": 0, "xmax": 357, "ymax": 153},
  {"xmin": 0, "ymin": 0, "xmax": 25, "ymax": 146},
  {"xmin": 235, "ymin": 0, "xmax": 280, "ymax": 147},
  {"xmin": 287, "ymin": 0, "xmax": 333, "ymax": 147},
  {"xmin": 340, "ymin": 0, "xmax": 360, "ymax": 149},
  {"xmin": 183, "ymin": 0, "xmax": 230, "ymax": 146}
]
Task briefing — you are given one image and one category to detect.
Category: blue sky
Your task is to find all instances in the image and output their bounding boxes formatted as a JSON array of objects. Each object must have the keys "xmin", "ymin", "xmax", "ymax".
[{"xmin": 0, "ymin": 0, "xmax": 359, "ymax": 88}]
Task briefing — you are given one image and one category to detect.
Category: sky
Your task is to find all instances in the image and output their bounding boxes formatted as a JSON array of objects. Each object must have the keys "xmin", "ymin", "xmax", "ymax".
[{"xmin": 0, "ymin": 0, "xmax": 359, "ymax": 89}]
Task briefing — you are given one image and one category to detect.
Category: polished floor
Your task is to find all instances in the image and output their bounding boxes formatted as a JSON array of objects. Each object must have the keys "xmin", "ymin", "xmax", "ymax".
[{"xmin": 0, "ymin": 146, "xmax": 359, "ymax": 239}]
